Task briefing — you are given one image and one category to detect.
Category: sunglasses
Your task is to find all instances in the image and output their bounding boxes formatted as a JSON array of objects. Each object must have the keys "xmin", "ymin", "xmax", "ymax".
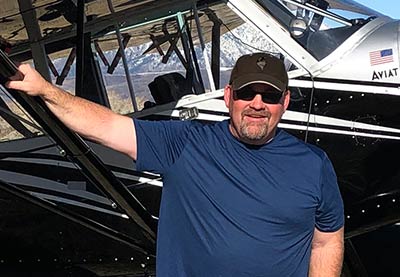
[{"xmin": 233, "ymin": 87, "xmax": 284, "ymax": 104}]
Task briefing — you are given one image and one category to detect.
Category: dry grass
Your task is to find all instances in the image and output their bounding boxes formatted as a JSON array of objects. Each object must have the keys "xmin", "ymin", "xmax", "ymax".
[{"xmin": 0, "ymin": 100, "xmax": 41, "ymax": 142}]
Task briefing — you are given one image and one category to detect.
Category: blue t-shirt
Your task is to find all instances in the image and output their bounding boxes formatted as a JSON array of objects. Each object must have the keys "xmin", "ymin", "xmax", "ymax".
[{"xmin": 135, "ymin": 119, "xmax": 344, "ymax": 277}]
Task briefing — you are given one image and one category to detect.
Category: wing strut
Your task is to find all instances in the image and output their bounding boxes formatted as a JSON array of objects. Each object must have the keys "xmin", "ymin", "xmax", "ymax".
[{"xmin": 0, "ymin": 49, "xmax": 157, "ymax": 244}]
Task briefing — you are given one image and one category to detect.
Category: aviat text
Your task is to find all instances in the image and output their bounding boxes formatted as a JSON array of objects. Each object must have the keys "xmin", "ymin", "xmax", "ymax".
[{"xmin": 372, "ymin": 68, "xmax": 399, "ymax": 80}]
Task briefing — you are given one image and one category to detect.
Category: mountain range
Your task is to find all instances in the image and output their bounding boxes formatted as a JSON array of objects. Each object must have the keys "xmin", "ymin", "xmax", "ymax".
[{"xmin": 53, "ymin": 23, "xmax": 276, "ymax": 110}]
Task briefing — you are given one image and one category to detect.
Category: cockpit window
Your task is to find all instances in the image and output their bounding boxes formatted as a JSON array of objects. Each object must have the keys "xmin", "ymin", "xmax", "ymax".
[{"xmin": 256, "ymin": 0, "xmax": 384, "ymax": 60}]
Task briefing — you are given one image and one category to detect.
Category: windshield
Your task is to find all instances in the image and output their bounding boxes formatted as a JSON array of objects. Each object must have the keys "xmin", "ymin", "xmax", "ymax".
[{"xmin": 257, "ymin": 0, "xmax": 385, "ymax": 60}]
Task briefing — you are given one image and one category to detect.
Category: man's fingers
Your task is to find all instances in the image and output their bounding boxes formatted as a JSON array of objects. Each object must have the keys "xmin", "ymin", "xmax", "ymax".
[
  {"xmin": 4, "ymin": 64, "xmax": 45, "ymax": 96},
  {"xmin": 5, "ymin": 80, "xmax": 21, "ymax": 90},
  {"xmin": 8, "ymin": 71, "xmax": 23, "ymax": 81},
  {"xmin": 5, "ymin": 64, "xmax": 28, "ymax": 89},
  {"xmin": 5, "ymin": 80, "xmax": 37, "ymax": 96}
]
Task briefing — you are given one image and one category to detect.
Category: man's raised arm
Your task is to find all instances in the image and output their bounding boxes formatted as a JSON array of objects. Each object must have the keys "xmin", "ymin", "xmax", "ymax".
[{"xmin": 6, "ymin": 63, "xmax": 138, "ymax": 160}]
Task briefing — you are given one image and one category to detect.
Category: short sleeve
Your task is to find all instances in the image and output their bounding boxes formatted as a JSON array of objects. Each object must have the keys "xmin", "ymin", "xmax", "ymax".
[
  {"xmin": 134, "ymin": 119, "xmax": 194, "ymax": 174},
  {"xmin": 315, "ymin": 154, "xmax": 344, "ymax": 232}
]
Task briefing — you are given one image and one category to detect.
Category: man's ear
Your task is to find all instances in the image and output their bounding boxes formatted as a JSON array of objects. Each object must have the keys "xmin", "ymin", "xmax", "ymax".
[
  {"xmin": 283, "ymin": 89, "xmax": 290, "ymax": 112},
  {"xmin": 224, "ymin": 85, "xmax": 232, "ymax": 108}
]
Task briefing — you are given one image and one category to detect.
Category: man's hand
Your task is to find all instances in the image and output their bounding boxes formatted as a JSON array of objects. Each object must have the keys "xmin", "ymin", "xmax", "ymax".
[{"xmin": 5, "ymin": 63, "xmax": 52, "ymax": 97}]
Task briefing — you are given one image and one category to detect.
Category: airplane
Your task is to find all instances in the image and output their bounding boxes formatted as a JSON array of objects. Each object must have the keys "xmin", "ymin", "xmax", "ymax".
[{"xmin": 0, "ymin": 0, "xmax": 399, "ymax": 276}]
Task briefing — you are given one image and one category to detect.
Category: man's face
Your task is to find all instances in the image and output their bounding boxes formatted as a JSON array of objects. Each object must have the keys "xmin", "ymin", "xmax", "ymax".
[{"xmin": 224, "ymin": 83, "xmax": 290, "ymax": 145}]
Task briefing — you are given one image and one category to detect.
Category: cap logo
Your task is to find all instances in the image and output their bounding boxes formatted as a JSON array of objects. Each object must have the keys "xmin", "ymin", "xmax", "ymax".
[{"xmin": 256, "ymin": 56, "xmax": 267, "ymax": 70}]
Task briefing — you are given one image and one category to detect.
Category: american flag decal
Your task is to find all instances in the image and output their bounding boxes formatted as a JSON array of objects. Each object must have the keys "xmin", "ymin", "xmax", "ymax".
[{"xmin": 369, "ymin": 48, "xmax": 394, "ymax": 66}]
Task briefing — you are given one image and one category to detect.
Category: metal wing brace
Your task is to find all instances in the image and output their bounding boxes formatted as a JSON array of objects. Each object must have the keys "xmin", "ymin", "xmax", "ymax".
[{"xmin": 0, "ymin": 49, "xmax": 157, "ymax": 246}]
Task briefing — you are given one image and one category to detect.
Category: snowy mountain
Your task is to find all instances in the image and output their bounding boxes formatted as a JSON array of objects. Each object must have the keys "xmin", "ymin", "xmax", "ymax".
[
  {"xmin": 53, "ymin": 23, "xmax": 277, "ymax": 110},
  {"xmin": 109, "ymin": 23, "xmax": 277, "ymax": 73},
  {"xmin": 54, "ymin": 23, "xmax": 275, "ymax": 75}
]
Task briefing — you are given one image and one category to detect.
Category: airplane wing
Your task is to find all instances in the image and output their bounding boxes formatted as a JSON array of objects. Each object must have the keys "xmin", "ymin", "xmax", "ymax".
[
  {"xmin": 326, "ymin": 0, "xmax": 384, "ymax": 17},
  {"xmin": 0, "ymin": 0, "xmax": 244, "ymax": 61}
]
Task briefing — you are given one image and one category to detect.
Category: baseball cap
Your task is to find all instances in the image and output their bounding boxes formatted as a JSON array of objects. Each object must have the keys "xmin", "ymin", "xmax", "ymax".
[{"xmin": 229, "ymin": 53, "xmax": 288, "ymax": 92}]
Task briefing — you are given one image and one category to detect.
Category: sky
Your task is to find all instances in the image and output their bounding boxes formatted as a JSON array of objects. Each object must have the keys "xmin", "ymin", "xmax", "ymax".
[{"xmin": 355, "ymin": 0, "xmax": 400, "ymax": 19}]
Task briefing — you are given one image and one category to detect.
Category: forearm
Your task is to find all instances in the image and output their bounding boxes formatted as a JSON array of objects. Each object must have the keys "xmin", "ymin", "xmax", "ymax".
[
  {"xmin": 42, "ymin": 85, "xmax": 116, "ymax": 141},
  {"xmin": 309, "ymin": 241, "xmax": 344, "ymax": 276},
  {"xmin": 41, "ymin": 85, "xmax": 136, "ymax": 158}
]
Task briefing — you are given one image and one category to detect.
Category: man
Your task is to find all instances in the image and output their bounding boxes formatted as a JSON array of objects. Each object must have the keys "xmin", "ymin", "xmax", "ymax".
[{"xmin": 6, "ymin": 52, "xmax": 344, "ymax": 276}]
